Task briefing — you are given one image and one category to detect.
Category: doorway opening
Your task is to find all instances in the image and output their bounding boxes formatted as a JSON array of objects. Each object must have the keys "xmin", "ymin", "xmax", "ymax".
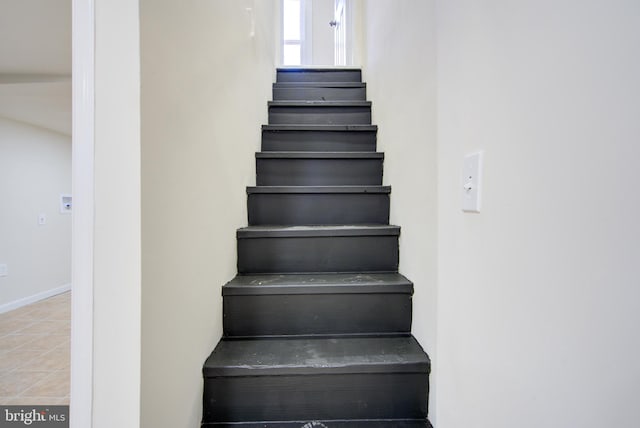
[{"xmin": 280, "ymin": 0, "xmax": 355, "ymax": 66}]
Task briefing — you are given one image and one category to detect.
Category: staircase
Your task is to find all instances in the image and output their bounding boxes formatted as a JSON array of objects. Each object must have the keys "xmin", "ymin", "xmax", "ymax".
[{"xmin": 202, "ymin": 68, "xmax": 432, "ymax": 427}]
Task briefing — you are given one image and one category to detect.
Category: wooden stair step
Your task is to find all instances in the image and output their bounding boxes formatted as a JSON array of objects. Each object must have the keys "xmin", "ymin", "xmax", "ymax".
[
  {"xmin": 276, "ymin": 67, "xmax": 362, "ymax": 83},
  {"xmin": 202, "ymin": 336, "xmax": 430, "ymax": 423},
  {"xmin": 247, "ymin": 185, "xmax": 390, "ymax": 226},
  {"xmin": 256, "ymin": 152, "xmax": 383, "ymax": 186},
  {"xmin": 261, "ymin": 125, "xmax": 378, "ymax": 153},
  {"xmin": 237, "ymin": 225, "xmax": 400, "ymax": 274},
  {"xmin": 223, "ymin": 273, "xmax": 413, "ymax": 337},
  {"xmin": 273, "ymin": 82, "xmax": 367, "ymax": 101},
  {"xmin": 268, "ymin": 101, "xmax": 372, "ymax": 125}
]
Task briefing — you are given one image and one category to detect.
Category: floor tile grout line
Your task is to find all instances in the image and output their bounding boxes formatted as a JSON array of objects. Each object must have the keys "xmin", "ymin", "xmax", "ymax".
[{"xmin": 0, "ymin": 291, "xmax": 70, "ymax": 405}]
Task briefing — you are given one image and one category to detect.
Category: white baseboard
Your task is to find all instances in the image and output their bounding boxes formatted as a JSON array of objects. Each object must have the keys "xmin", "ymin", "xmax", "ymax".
[{"xmin": 0, "ymin": 283, "xmax": 71, "ymax": 314}]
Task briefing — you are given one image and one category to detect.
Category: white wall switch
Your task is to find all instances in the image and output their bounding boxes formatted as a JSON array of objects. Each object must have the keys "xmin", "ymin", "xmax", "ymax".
[
  {"xmin": 38, "ymin": 213, "xmax": 47, "ymax": 225},
  {"xmin": 0, "ymin": 264, "xmax": 7, "ymax": 277},
  {"xmin": 462, "ymin": 151, "xmax": 483, "ymax": 213}
]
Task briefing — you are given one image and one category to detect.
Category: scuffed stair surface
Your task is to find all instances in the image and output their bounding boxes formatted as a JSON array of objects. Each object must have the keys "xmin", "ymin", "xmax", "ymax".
[
  {"xmin": 222, "ymin": 274, "xmax": 414, "ymax": 337},
  {"xmin": 222, "ymin": 273, "xmax": 413, "ymax": 338},
  {"xmin": 223, "ymin": 272, "xmax": 412, "ymax": 295},
  {"xmin": 202, "ymin": 337, "xmax": 430, "ymax": 423},
  {"xmin": 203, "ymin": 67, "xmax": 432, "ymax": 426},
  {"xmin": 203, "ymin": 336, "xmax": 430, "ymax": 377},
  {"xmin": 203, "ymin": 336, "xmax": 431, "ymax": 378},
  {"xmin": 203, "ymin": 419, "xmax": 433, "ymax": 427}
]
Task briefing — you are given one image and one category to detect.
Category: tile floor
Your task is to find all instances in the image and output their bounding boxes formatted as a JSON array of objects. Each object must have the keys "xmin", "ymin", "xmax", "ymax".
[{"xmin": 0, "ymin": 291, "xmax": 70, "ymax": 405}]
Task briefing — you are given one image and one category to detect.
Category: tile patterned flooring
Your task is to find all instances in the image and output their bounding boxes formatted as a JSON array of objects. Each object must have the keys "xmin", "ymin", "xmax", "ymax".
[{"xmin": 0, "ymin": 292, "xmax": 70, "ymax": 405}]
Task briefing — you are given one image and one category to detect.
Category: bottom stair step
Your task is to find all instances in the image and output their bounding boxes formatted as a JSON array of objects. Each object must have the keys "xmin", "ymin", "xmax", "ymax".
[
  {"xmin": 202, "ymin": 336, "xmax": 430, "ymax": 424},
  {"xmin": 203, "ymin": 419, "xmax": 433, "ymax": 427}
]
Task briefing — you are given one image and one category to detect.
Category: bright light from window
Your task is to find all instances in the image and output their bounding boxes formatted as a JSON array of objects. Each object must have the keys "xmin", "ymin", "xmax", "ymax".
[
  {"xmin": 283, "ymin": 0, "xmax": 302, "ymax": 65},
  {"xmin": 283, "ymin": 44, "xmax": 301, "ymax": 66},
  {"xmin": 283, "ymin": 0, "xmax": 301, "ymax": 40}
]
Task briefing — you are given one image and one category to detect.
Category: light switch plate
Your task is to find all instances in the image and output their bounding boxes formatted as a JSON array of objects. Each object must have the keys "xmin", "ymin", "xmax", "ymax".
[
  {"xmin": 0, "ymin": 264, "xmax": 7, "ymax": 277},
  {"xmin": 462, "ymin": 151, "xmax": 483, "ymax": 212}
]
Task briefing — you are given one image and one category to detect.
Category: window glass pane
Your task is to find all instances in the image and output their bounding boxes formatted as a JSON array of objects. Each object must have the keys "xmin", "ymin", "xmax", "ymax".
[
  {"xmin": 283, "ymin": 44, "xmax": 301, "ymax": 65},
  {"xmin": 283, "ymin": 0, "xmax": 301, "ymax": 41}
]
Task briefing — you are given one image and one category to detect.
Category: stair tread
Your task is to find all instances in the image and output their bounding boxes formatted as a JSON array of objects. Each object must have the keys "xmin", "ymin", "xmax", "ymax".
[
  {"xmin": 269, "ymin": 101, "xmax": 371, "ymax": 107},
  {"xmin": 277, "ymin": 67, "xmax": 362, "ymax": 72},
  {"xmin": 256, "ymin": 151, "xmax": 383, "ymax": 159},
  {"xmin": 247, "ymin": 185, "xmax": 390, "ymax": 194},
  {"xmin": 262, "ymin": 124, "xmax": 377, "ymax": 131},
  {"xmin": 274, "ymin": 82, "xmax": 366, "ymax": 88},
  {"xmin": 203, "ymin": 336, "xmax": 430, "ymax": 377},
  {"xmin": 224, "ymin": 272, "xmax": 412, "ymax": 295},
  {"xmin": 202, "ymin": 419, "xmax": 432, "ymax": 427},
  {"xmin": 237, "ymin": 224, "xmax": 400, "ymax": 239},
  {"xmin": 276, "ymin": 68, "xmax": 362, "ymax": 83}
]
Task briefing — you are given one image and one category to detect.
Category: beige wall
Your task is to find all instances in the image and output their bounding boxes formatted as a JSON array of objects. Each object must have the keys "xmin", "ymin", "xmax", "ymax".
[
  {"xmin": 0, "ymin": 117, "xmax": 71, "ymax": 309},
  {"xmin": 140, "ymin": 1, "xmax": 276, "ymax": 426},
  {"xmin": 361, "ymin": 0, "xmax": 439, "ymax": 415},
  {"xmin": 92, "ymin": 0, "xmax": 141, "ymax": 426},
  {"xmin": 87, "ymin": 2, "xmax": 640, "ymax": 427},
  {"xmin": 435, "ymin": 1, "xmax": 640, "ymax": 427}
]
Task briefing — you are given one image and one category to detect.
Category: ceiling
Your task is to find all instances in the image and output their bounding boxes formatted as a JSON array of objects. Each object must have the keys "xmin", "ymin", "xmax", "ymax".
[{"xmin": 0, "ymin": 0, "xmax": 71, "ymax": 135}]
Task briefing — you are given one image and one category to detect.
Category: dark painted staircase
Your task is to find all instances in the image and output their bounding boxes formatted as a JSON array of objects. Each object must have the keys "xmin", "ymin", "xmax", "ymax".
[{"xmin": 202, "ymin": 68, "xmax": 432, "ymax": 427}]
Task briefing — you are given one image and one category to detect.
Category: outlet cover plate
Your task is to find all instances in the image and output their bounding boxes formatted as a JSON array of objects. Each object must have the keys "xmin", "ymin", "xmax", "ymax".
[{"xmin": 462, "ymin": 151, "xmax": 483, "ymax": 213}]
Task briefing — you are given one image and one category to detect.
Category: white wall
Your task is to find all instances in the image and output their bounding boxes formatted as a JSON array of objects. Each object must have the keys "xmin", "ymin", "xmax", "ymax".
[
  {"xmin": 91, "ymin": 0, "xmax": 141, "ymax": 426},
  {"xmin": 140, "ymin": 1, "xmax": 276, "ymax": 426},
  {"xmin": 0, "ymin": 117, "xmax": 71, "ymax": 310},
  {"xmin": 361, "ymin": 0, "xmax": 439, "ymax": 416},
  {"xmin": 436, "ymin": 1, "xmax": 640, "ymax": 427}
]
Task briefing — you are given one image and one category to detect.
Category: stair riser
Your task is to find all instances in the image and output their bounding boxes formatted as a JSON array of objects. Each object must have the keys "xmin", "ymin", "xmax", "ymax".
[
  {"xmin": 262, "ymin": 130, "xmax": 377, "ymax": 152},
  {"xmin": 273, "ymin": 86, "xmax": 366, "ymax": 101},
  {"xmin": 277, "ymin": 69, "xmax": 362, "ymax": 83},
  {"xmin": 248, "ymin": 193, "xmax": 389, "ymax": 225},
  {"xmin": 269, "ymin": 106, "xmax": 371, "ymax": 125},
  {"xmin": 256, "ymin": 159, "xmax": 383, "ymax": 186},
  {"xmin": 202, "ymin": 373, "xmax": 428, "ymax": 423},
  {"xmin": 223, "ymin": 293, "xmax": 411, "ymax": 337},
  {"xmin": 237, "ymin": 235, "xmax": 399, "ymax": 274}
]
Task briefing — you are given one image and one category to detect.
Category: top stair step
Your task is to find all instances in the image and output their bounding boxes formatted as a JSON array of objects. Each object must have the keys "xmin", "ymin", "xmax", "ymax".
[{"xmin": 277, "ymin": 68, "xmax": 362, "ymax": 83}]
